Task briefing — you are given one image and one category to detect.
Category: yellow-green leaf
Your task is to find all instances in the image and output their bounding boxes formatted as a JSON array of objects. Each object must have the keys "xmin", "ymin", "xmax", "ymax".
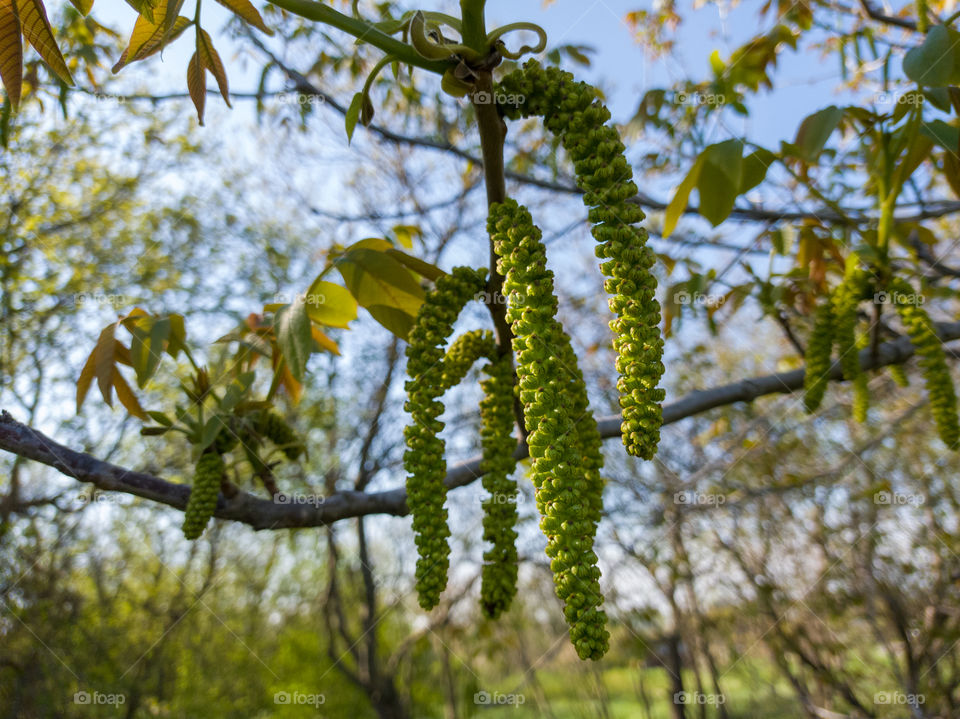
[
  {"xmin": 663, "ymin": 154, "xmax": 704, "ymax": 238},
  {"xmin": 196, "ymin": 27, "xmax": 229, "ymax": 105},
  {"xmin": 334, "ymin": 245, "xmax": 425, "ymax": 340},
  {"xmin": 94, "ymin": 326, "xmax": 120, "ymax": 406},
  {"xmin": 385, "ymin": 248, "xmax": 445, "ymax": 281},
  {"xmin": 124, "ymin": 0, "xmax": 156, "ymax": 23},
  {"xmin": 112, "ymin": 0, "xmax": 189, "ymax": 73},
  {"xmin": 0, "ymin": 0, "xmax": 22, "ymax": 109},
  {"xmin": 311, "ymin": 325, "xmax": 340, "ymax": 356},
  {"xmin": 17, "ymin": 0, "xmax": 72, "ymax": 84},
  {"xmin": 113, "ymin": 369, "xmax": 148, "ymax": 420},
  {"xmin": 67, "ymin": 0, "xmax": 93, "ymax": 14},
  {"xmin": 304, "ymin": 278, "xmax": 357, "ymax": 329},
  {"xmin": 214, "ymin": 0, "xmax": 272, "ymax": 35},
  {"xmin": 186, "ymin": 51, "xmax": 205, "ymax": 123}
]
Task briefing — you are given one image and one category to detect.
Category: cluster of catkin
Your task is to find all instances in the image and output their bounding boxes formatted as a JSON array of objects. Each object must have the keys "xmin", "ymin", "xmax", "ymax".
[
  {"xmin": 402, "ymin": 61, "xmax": 665, "ymax": 660},
  {"xmin": 803, "ymin": 259, "xmax": 958, "ymax": 447}
]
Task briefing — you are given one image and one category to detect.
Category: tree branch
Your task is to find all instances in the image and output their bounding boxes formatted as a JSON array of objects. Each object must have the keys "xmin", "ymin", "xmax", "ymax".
[
  {"xmin": 857, "ymin": 0, "xmax": 918, "ymax": 31},
  {"xmin": 3, "ymin": 321, "xmax": 958, "ymax": 530}
]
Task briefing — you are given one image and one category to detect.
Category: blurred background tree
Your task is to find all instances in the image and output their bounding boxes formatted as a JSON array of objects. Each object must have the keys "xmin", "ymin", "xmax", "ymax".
[{"xmin": 3, "ymin": 1, "xmax": 960, "ymax": 717}]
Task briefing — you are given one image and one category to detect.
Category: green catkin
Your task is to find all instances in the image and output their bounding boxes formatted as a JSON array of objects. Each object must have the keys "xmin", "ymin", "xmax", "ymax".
[
  {"xmin": 404, "ymin": 266, "xmax": 489, "ymax": 610},
  {"xmin": 831, "ymin": 261, "xmax": 866, "ymax": 386},
  {"xmin": 439, "ymin": 329, "xmax": 496, "ymax": 390},
  {"xmin": 890, "ymin": 278, "xmax": 960, "ymax": 447},
  {"xmin": 498, "ymin": 60, "xmax": 665, "ymax": 460},
  {"xmin": 917, "ymin": 0, "xmax": 929, "ymax": 32},
  {"xmin": 803, "ymin": 300, "xmax": 836, "ymax": 412},
  {"xmin": 182, "ymin": 451, "xmax": 223, "ymax": 540},
  {"xmin": 256, "ymin": 410, "xmax": 304, "ymax": 460},
  {"xmin": 479, "ymin": 351, "xmax": 520, "ymax": 619},
  {"xmin": 888, "ymin": 363, "xmax": 910, "ymax": 387},
  {"xmin": 489, "ymin": 198, "xmax": 609, "ymax": 660},
  {"xmin": 853, "ymin": 332, "xmax": 870, "ymax": 423}
]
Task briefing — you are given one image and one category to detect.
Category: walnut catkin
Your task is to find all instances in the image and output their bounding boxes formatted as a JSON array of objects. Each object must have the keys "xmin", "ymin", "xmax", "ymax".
[{"xmin": 498, "ymin": 60, "xmax": 664, "ymax": 460}]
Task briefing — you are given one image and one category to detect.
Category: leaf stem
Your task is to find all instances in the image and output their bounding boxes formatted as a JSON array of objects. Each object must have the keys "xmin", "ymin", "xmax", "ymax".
[
  {"xmin": 266, "ymin": 0, "xmax": 450, "ymax": 74},
  {"xmin": 459, "ymin": 0, "xmax": 488, "ymax": 54}
]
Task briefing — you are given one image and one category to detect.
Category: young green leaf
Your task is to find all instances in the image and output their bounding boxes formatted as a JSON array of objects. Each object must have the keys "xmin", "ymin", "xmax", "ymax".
[
  {"xmin": 696, "ymin": 139, "xmax": 743, "ymax": 226},
  {"xmin": 792, "ymin": 105, "xmax": 843, "ymax": 162},
  {"xmin": 345, "ymin": 92, "xmax": 363, "ymax": 143},
  {"xmin": 274, "ymin": 296, "xmax": 313, "ymax": 381},
  {"xmin": 663, "ymin": 154, "xmax": 704, "ymax": 238}
]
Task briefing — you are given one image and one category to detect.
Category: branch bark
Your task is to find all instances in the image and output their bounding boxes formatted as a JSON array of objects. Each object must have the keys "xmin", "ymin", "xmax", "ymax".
[{"xmin": 2, "ymin": 321, "xmax": 958, "ymax": 530}]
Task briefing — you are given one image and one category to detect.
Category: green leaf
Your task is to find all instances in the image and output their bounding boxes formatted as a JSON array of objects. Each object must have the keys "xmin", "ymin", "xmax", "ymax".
[
  {"xmin": 696, "ymin": 139, "xmax": 743, "ymax": 226},
  {"xmin": 903, "ymin": 25, "xmax": 960, "ymax": 87},
  {"xmin": 167, "ymin": 313, "xmax": 188, "ymax": 358},
  {"xmin": 129, "ymin": 316, "xmax": 171, "ymax": 388},
  {"xmin": 663, "ymin": 154, "xmax": 705, "ymax": 238},
  {"xmin": 335, "ymin": 245, "xmax": 425, "ymax": 340},
  {"xmin": 920, "ymin": 119, "xmax": 959, "ymax": 152},
  {"xmin": 147, "ymin": 410, "xmax": 173, "ymax": 426},
  {"xmin": 274, "ymin": 295, "xmax": 313, "ymax": 381},
  {"xmin": 740, "ymin": 148, "xmax": 775, "ymax": 194},
  {"xmin": 303, "ymin": 279, "xmax": 357, "ymax": 328},
  {"xmin": 345, "ymin": 92, "xmax": 363, "ymax": 143},
  {"xmin": 385, "ymin": 248, "xmax": 445, "ymax": 281},
  {"xmin": 792, "ymin": 105, "xmax": 843, "ymax": 162},
  {"xmin": 924, "ymin": 86, "xmax": 952, "ymax": 112},
  {"xmin": 199, "ymin": 414, "xmax": 227, "ymax": 451}
]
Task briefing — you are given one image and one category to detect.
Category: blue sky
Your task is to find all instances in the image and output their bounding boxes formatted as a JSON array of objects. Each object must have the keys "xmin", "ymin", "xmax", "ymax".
[{"xmin": 87, "ymin": 0, "xmax": 858, "ymax": 150}]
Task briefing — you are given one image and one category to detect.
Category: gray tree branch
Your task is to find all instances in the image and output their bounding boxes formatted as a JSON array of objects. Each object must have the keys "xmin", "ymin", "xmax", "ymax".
[{"xmin": 1, "ymin": 321, "xmax": 957, "ymax": 530}]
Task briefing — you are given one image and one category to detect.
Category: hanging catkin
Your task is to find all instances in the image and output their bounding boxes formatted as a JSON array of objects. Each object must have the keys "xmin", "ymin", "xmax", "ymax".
[
  {"xmin": 890, "ymin": 278, "xmax": 959, "ymax": 447},
  {"xmin": 498, "ymin": 60, "xmax": 665, "ymax": 460},
  {"xmin": 489, "ymin": 197, "xmax": 609, "ymax": 660},
  {"xmin": 182, "ymin": 451, "xmax": 223, "ymax": 540},
  {"xmin": 479, "ymin": 350, "xmax": 520, "ymax": 619},
  {"xmin": 404, "ymin": 266, "xmax": 489, "ymax": 609}
]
